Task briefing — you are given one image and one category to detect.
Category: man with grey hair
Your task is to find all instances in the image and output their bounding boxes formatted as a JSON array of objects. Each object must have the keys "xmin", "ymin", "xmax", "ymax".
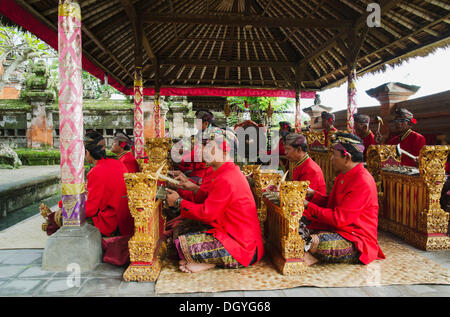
[{"xmin": 284, "ymin": 133, "xmax": 326, "ymax": 196}]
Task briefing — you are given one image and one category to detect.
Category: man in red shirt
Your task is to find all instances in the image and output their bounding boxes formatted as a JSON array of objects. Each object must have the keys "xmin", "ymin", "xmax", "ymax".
[
  {"xmin": 270, "ymin": 121, "xmax": 292, "ymax": 171},
  {"xmin": 176, "ymin": 110, "xmax": 215, "ymax": 175},
  {"xmin": 353, "ymin": 113, "xmax": 376, "ymax": 161},
  {"xmin": 387, "ymin": 108, "xmax": 426, "ymax": 167},
  {"xmin": 165, "ymin": 128, "xmax": 264, "ymax": 273},
  {"xmin": 284, "ymin": 133, "xmax": 327, "ymax": 196},
  {"xmin": 321, "ymin": 111, "xmax": 338, "ymax": 147},
  {"xmin": 302, "ymin": 132, "xmax": 385, "ymax": 265},
  {"xmin": 84, "ymin": 131, "xmax": 134, "ymax": 237},
  {"xmin": 111, "ymin": 131, "xmax": 140, "ymax": 173}
]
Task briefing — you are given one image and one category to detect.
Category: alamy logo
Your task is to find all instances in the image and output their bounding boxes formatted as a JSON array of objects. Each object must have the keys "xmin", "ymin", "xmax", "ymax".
[{"xmin": 367, "ymin": 3, "xmax": 381, "ymax": 28}]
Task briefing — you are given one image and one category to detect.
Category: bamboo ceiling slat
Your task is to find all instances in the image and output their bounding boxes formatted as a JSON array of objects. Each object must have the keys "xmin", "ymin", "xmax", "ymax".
[{"xmin": 9, "ymin": 0, "xmax": 448, "ymax": 91}]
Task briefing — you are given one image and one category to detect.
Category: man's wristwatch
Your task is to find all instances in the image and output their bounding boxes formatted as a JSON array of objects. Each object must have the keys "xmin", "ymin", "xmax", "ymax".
[{"xmin": 174, "ymin": 197, "xmax": 182, "ymax": 209}]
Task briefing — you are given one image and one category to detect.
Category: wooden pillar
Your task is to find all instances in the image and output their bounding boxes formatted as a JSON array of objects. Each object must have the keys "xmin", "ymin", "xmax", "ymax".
[
  {"xmin": 133, "ymin": 67, "xmax": 145, "ymax": 158},
  {"xmin": 295, "ymin": 89, "xmax": 301, "ymax": 133},
  {"xmin": 347, "ymin": 66, "xmax": 358, "ymax": 133},
  {"xmin": 154, "ymin": 61, "xmax": 161, "ymax": 137},
  {"xmin": 266, "ymin": 102, "xmax": 274, "ymax": 152},
  {"xmin": 294, "ymin": 66, "xmax": 305, "ymax": 133},
  {"xmin": 339, "ymin": 27, "xmax": 368, "ymax": 134},
  {"xmin": 133, "ymin": 16, "xmax": 145, "ymax": 158},
  {"xmin": 58, "ymin": 0, "xmax": 86, "ymax": 226}
]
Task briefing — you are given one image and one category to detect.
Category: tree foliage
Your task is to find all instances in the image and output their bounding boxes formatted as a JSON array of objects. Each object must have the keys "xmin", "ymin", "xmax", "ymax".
[
  {"xmin": 227, "ymin": 96, "xmax": 295, "ymax": 127},
  {"xmin": 0, "ymin": 21, "xmax": 55, "ymax": 92},
  {"xmin": 1, "ymin": 19, "xmax": 123, "ymax": 100}
]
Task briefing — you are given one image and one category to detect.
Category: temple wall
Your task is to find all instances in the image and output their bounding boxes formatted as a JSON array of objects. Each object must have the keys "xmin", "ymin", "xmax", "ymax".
[
  {"xmin": 0, "ymin": 105, "xmax": 134, "ymax": 148},
  {"xmin": 333, "ymin": 90, "xmax": 450, "ymax": 144}
]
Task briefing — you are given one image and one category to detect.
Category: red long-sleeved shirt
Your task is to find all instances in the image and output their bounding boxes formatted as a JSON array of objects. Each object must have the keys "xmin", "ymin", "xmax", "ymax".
[
  {"xmin": 292, "ymin": 155, "xmax": 327, "ymax": 196},
  {"xmin": 304, "ymin": 163, "xmax": 385, "ymax": 265},
  {"xmin": 85, "ymin": 158, "xmax": 134, "ymax": 237},
  {"xmin": 118, "ymin": 151, "xmax": 140, "ymax": 173},
  {"xmin": 387, "ymin": 129, "xmax": 426, "ymax": 167},
  {"xmin": 180, "ymin": 161, "xmax": 264, "ymax": 266},
  {"xmin": 178, "ymin": 166, "xmax": 214, "ymax": 203},
  {"xmin": 361, "ymin": 131, "xmax": 376, "ymax": 161}
]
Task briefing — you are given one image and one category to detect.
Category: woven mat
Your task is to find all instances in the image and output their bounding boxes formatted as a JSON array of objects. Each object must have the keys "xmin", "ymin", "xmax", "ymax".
[{"xmin": 155, "ymin": 232, "xmax": 450, "ymax": 294}]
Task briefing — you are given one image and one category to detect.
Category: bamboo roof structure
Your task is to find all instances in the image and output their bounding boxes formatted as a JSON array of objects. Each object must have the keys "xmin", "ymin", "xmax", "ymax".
[{"xmin": 2, "ymin": 0, "xmax": 449, "ymax": 96}]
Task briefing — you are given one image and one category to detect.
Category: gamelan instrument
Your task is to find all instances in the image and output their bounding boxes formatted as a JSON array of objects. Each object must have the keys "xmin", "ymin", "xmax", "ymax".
[
  {"xmin": 243, "ymin": 165, "xmax": 309, "ymax": 275},
  {"xmin": 123, "ymin": 137, "xmax": 172, "ymax": 282},
  {"xmin": 366, "ymin": 145, "xmax": 450, "ymax": 250}
]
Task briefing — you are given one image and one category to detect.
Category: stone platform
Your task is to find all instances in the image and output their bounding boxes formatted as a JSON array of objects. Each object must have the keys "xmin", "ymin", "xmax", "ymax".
[{"xmin": 0, "ymin": 165, "xmax": 60, "ymax": 218}]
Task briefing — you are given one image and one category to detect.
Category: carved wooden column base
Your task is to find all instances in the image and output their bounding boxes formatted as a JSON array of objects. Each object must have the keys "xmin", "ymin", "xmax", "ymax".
[
  {"xmin": 379, "ymin": 218, "xmax": 450, "ymax": 251},
  {"xmin": 265, "ymin": 243, "xmax": 307, "ymax": 275},
  {"xmin": 123, "ymin": 240, "xmax": 167, "ymax": 282},
  {"xmin": 418, "ymin": 210, "xmax": 450, "ymax": 234}
]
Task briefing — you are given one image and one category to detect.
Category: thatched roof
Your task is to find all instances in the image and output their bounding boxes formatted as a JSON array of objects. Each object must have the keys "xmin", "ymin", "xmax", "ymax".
[{"xmin": 2, "ymin": 0, "xmax": 449, "ymax": 96}]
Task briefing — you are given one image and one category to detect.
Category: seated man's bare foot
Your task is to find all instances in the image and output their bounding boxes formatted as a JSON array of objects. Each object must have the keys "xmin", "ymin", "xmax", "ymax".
[
  {"xmin": 179, "ymin": 259, "xmax": 187, "ymax": 266},
  {"xmin": 179, "ymin": 264, "xmax": 190, "ymax": 273},
  {"xmin": 304, "ymin": 251, "xmax": 319, "ymax": 266},
  {"xmin": 179, "ymin": 262, "xmax": 216, "ymax": 273}
]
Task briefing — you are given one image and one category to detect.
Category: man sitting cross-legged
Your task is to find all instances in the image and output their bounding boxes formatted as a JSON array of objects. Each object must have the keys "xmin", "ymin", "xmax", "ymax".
[
  {"xmin": 165, "ymin": 128, "xmax": 264, "ymax": 273},
  {"xmin": 302, "ymin": 132, "xmax": 385, "ymax": 265}
]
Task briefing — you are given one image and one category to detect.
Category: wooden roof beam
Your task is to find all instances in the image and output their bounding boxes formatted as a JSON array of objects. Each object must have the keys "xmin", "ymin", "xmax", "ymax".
[
  {"xmin": 13, "ymin": 0, "xmax": 128, "ymax": 88},
  {"xmin": 160, "ymin": 58, "xmax": 297, "ymax": 68},
  {"xmin": 119, "ymin": 0, "xmax": 157, "ymax": 64},
  {"xmin": 296, "ymin": 0, "xmax": 403, "ymax": 67},
  {"xmin": 142, "ymin": 13, "xmax": 352, "ymax": 29}
]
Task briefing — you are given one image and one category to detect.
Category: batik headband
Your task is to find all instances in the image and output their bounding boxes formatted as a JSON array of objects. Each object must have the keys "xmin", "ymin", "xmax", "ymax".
[{"xmin": 331, "ymin": 134, "xmax": 365, "ymax": 156}]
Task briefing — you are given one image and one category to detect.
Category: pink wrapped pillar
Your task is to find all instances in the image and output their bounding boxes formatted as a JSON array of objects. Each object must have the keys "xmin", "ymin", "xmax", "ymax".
[
  {"xmin": 154, "ymin": 90, "xmax": 161, "ymax": 137},
  {"xmin": 133, "ymin": 67, "xmax": 145, "ymax": 159},
  {"xmin": 294, "ymin": 89, "xmax": 302, "ymax": 133},
  {"xmin": 347, "ymin": 68, "xmax": 358, "ymax": 133},
  {"xmin": 58, "ymin": 0, "xmax": 86, "ymax": 226}
]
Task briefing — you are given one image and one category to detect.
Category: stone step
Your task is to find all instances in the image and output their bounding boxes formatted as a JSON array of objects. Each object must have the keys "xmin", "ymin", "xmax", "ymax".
[{"xmin": 0, "ymin": 165, "xmax": 60, "ymax": 217}]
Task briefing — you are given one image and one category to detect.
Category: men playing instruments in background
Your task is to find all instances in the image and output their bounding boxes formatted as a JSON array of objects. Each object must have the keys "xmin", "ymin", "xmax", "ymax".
[
  {"xmin": 387, "ymin": 108, "xmax": 426, "ymax": 167},
  {"xmin": 284, "ymin": 133, "xmax": 326, "ymax": 196},
  {"xmin": 321, "ymin": 111, "xmax": 337, "ymax": 147},
  {"xmin": 353, "ymin": 113, "xmax": 376, "ymax": 161},
  {"xmin": 176, "ymin": 110, "xmax": 215, "ymax": 181},
  {"xmin": 271, "ymin": 121, "xmax": 292, "ymax": 171},
  {"xmin": 301, "ymin": 132, "xmax": 385, "ymax": 266},
  {"xmin": 111, "ymin": 131, "xmax": 140, "ymax": 173}
]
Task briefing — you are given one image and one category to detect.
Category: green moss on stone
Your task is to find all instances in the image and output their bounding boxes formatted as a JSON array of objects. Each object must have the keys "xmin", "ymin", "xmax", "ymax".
[
  {"xmin": 14, "ymin": 148, "xmax": 117, "ymax": 166},
  {"xmin": 0, "ymin": 100, "xmax": 31, "ymax": 111}
]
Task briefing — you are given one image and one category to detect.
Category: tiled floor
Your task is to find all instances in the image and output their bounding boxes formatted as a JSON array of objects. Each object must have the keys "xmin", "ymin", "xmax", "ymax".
[
  {"xmin": 1, "ymin": 203, "xmax": 449, "ymax": 297},
  {"xmin": 0, "ymin": 241, "xmax": 449, "ymax": 297}
]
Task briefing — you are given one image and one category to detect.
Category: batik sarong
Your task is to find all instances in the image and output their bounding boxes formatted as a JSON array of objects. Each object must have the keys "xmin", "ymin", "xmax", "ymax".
[
  {"xmin": 312, "ymin": 231, "xmax": 361, "ymax": 264},
  {"xmin": 173, "ymin": 219, "xmax": 212, "ymax": 240},
  {"xmin": 175, "ymin": 232, "xmax": 243, "ymax": 269}
]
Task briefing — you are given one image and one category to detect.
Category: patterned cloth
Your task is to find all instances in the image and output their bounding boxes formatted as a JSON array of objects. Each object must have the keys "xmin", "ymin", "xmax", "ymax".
[
  {"xmin": 175, "ymin": 232, "xmax": 243, "ymax": 269},
  {"xmin": 312, "ymin": 232, "xmax": 361, "ymax": 264},
  {"xmin": 173, "ymin": 219, "xmax": 212, "ymax": 239}
]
